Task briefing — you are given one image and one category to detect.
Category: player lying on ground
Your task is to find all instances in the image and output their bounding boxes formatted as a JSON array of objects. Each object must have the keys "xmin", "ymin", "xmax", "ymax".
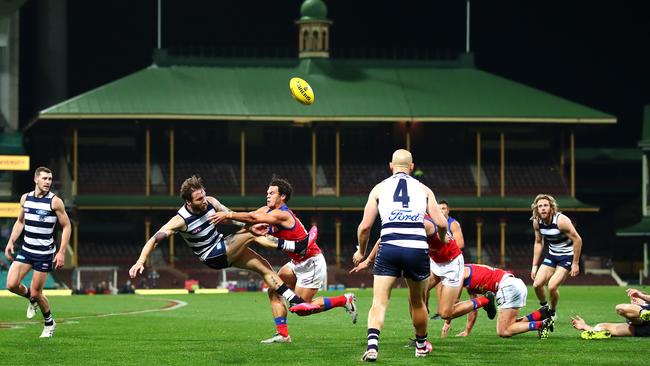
[
  {"xmin": 571, "ymin": 288, "xmax": 650, "ymax": 339},
  {"xmin": 443, "ymin": 264, "xmax": 555, "ymax": 339}
]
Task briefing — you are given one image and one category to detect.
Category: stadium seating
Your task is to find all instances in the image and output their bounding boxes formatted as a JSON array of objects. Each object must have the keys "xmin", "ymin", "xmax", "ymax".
[{"xmin": 77, "ymin": 159, "xmax": 571, "ymax": 197}]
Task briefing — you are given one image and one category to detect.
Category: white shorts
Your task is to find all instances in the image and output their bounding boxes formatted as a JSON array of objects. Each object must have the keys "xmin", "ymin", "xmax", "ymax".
[
  {"xmin": 495, "ymin": 276, "xmax": 527, "ymax": 309},
  {"xmin": 430, "ymin": 255, "xmax": 464, "ymax": 288},
  {"xmin": 285, "ymin": 253, "xmax": 327, "ymax": 290}
]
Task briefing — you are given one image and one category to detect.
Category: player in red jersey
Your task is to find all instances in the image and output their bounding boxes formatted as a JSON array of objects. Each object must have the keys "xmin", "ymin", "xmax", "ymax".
[
  {"xmin": 444, "ymin": 263, "xmax": 554, "ymax": 338},
  {"xmin": 210, "ymin": 177, "xmax": 357, "ymax": 343},
  {"xmin": 423, "ymin": 217, "xmax": 497, "ymax": 335}
]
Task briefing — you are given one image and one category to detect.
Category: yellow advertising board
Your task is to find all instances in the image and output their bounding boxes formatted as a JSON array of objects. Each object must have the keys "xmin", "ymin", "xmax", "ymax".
[
  {"xmin": 0, "ymin": 155, "xmax": 29, "ymax": 171},
  {"xmin": 0, "ymin": 202, "xmax": 21, "ymax": 217}
]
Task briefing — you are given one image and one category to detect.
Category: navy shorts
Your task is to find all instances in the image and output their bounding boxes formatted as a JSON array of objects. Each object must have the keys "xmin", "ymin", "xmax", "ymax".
[
  {"xmin": 633, "ymin": 304, "xmax": 650, "ymax": 337},
  {"xmin": 14, "ymin": 247, "xmax": 55, "ymax": 273},
  {"xmin": 374, "ymin": 243, "xmax": 430, "ymax": 281},
  {"xmin": 542, "ymin": 254, "xmax": 573, "ymax": 270},
  {"xmin": 202, "ymin": 238, "xmax": 230, "ymax": 270}
]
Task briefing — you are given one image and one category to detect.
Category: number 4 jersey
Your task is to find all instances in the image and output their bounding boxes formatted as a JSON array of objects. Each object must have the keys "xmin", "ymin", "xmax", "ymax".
[{"xmin": 377, "ymin": 172, "xmax": 428, "ymax": 250}]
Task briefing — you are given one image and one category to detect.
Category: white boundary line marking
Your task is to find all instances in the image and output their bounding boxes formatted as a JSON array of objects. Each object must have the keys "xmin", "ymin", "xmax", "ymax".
[{"xmin": 0, "ymin": 297, "xmax": 188, "ymax": 329}]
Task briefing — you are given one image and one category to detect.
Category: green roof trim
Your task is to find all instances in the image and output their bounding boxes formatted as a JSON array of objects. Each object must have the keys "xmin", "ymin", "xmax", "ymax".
[
  {"xmin": 39, "ymin": 54, "xmax": 616, "ymax": 124},
  {"xmin": 616, "ymin": 217, "xmax": 650, "ymax": 237},
  {"xmin": 575, "ymin": 148, "xmax": 642, "ymax": 162},
  {"xmin": 0, "ymin": 133, "xmax": 24, "ymax": 154},
  {"xmin": 72, "ymin": 194, "xmax": 597, "ymax": 212},
  {"xmin": 640, "ymin": 105, "xmax": 650, "ymax": 148}
]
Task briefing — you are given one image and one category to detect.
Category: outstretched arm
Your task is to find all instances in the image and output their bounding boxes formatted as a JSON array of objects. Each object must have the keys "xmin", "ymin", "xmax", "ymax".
[
  {"xmin": 129, "ymin": 215, "xmax": 184, "ymax": 278},
  {"xmin": 350, "ymin": 238, "xmax": 380, "ymax": 273},
  {"xmin": 355, "ymin": 185, "xmax": 380, "ymax": 265}
]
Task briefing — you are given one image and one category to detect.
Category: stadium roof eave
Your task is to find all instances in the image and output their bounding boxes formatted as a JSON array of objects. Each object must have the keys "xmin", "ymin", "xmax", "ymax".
[
  {"xmin": 35, "ymin": 61, "xmax": 617, "ymax": 125},
  {"xmin": 71, "ymin": 194, "xmax": 599, "ymax": 212},
  {"xmin": 616, "ymin": 217, "xmax": 650, "ymax": 237},
  {"xmin": 37, "ymin": 113, "xmax": 617, "ymax": 124}
]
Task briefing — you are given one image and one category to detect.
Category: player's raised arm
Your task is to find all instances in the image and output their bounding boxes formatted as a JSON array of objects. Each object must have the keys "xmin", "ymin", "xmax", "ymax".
[
  {"xmin": 531, "ymin": 220, "xmax": 544, "ymax": 280},
  {"xmin": 129, "ymin": 215, "xmax": 185, "ymax": 278},
  {"xmin": 355, "ymin": 184, "xmax": 380, "ymax": 265},
  {"xmin": 209, "ymin": 205, "xmax": 288, "ymax": 226}
]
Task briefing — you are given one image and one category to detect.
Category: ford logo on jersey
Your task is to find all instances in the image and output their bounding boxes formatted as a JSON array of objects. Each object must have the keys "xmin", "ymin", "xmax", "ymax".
[
  {"xmin": 388, "ymin": 209, "xmax": 422, "ymax": 222},
  {"xmin": 36, "ymin": 209, "xmax": 49, "ymax": 216}
]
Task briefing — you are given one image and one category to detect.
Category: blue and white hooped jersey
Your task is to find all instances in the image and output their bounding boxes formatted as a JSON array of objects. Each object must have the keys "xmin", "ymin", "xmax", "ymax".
[
  {"xmin": 22, "ymin": 191, "xmax": 58, "ymax": 255},
  {"xmin": 177, "ymin": 203, "xmax": 225, "ymax": 261},
  {"xmin": 539, "ymin": 213, "xmax": 573, "ymax": 256},
  {"xmin": 377, "ymin": 172, "xmax": 428, "ymax": 250}
]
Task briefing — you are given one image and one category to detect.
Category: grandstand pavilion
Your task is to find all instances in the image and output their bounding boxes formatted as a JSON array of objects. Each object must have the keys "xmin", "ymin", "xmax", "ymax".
[{"xmin": 7, "ymin": 0, "xmax": 621, "ymax": 290}]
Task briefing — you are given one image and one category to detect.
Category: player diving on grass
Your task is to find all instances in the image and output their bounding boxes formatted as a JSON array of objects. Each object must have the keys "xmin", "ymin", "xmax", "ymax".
[
  {"xmin": 442, "ymin": 263, "xmax": 555, "ymax": 339},
  {"xmin": 209, "ymin": 176, "xmax": 357, "ymax": 344},
  {"xmin": 571, "ymin": 288, "xmax": 650, "ymax": 339},
  {"xmin": 129, "ymin": 176, "xmax": 311, "ymax": 317}
]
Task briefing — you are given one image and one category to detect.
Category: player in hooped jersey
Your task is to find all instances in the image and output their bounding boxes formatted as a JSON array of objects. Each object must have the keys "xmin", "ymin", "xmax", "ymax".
[
  {"xmin": 353, "ymin": 149, "xmax": 448, "ymax": 361},
  {"xmin": 210, "ymin": 177, "xmax": 357, "ymax": 344},
  {"xmin": 4, "ymin": 167, "xmax": 71, "ymax": 338},
  {"xmin": 445, "ymin": 264, "xmax": 554, "ymax": 339},
  {"xmin": 130, "ymin": 176, "xmax": 311, "ymax": 326},
  {"xmin": 352, "ymin": 215, "xmax": 497, "ymax": 339},
  {"xmin": 530, "ymin": 194, "xmax": 583, "ymax": 319}
]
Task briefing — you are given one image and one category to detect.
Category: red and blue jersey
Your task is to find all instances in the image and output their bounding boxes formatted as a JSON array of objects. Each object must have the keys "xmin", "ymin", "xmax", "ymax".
[
  {"xmin": 464, "ymin": 264, "xmax": 512, "ymax": 294},
  {"xmin": 267, "ymin": 204, "xmax": 321, "ymax": 262},
  {"xmin": 424, "ymin": 215, "xmax": 462, "ymax": 263}
]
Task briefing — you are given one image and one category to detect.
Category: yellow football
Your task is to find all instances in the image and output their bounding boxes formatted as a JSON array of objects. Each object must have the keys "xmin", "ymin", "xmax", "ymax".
[{"xmin": 289, "ymin": 77, "xmax": 315, "ymax": 105}]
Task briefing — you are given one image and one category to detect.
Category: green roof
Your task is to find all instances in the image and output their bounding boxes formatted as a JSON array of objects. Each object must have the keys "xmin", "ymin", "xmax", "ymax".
[
  {"xmin": 300, "ymin": 0, "xmax": 328, "ymax": 21},
  {"xmin": 617, "ymin": 217, "xmax": 650, "ymax": 237},
  {"xmin": 73, "ymin": 194, "xmax": 597, "ymax": 212},
  {"xmin": 39, "ymin": 53, "xmax": 616, "ymax": 124}
]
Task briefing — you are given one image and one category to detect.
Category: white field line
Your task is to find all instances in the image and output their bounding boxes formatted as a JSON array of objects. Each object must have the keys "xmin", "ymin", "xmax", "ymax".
[{"xmin": 0, "ymin": 297, "xmax": 188, "ymax": 329}]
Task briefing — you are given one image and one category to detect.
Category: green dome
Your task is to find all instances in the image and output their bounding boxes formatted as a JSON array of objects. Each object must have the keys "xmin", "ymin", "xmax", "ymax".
[{"xmin": 300, "ymin": 0, "xmax": 328, "ymax": 21}]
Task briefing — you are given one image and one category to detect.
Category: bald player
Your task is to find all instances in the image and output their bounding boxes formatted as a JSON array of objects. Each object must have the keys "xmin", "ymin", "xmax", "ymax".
[{"xmin": 354, "ymin": 149, "xmax": 448, "ymax": 361}]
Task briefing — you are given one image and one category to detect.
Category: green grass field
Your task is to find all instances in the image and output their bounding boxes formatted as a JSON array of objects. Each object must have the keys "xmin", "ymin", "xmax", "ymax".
[{"xmin": 0, "ymin": 286, "xmax": 647, "ymax": 365}]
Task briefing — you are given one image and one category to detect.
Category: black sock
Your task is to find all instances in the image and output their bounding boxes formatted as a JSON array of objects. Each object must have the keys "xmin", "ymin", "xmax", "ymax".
[
  {"xmin": 277, "ymin": 283, "xmax": 305, "ymax": 305},
  {"xmin": 540, "ymin": 301, "xmax": 548, "ymax": 307},
  {"xmin": 42, "ymin": 310, "xmax": 54, "ymax": 326},
  {"xmin": 367, "ymin": 328, "xmax": 380, "ymax": 351},
  {"xmin": 415, "ymin": 333, "xmax": 428, "ymax": 350}
]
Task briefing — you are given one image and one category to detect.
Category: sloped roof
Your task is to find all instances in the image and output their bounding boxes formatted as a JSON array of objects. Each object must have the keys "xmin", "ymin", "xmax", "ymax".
[
  {"xmin": 617, "ymin": 217, "xmax": 650, "ymax": 237},
  {"xmin": 39, "ymin": 53, "xmax": 616, "ymax": 124}
]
